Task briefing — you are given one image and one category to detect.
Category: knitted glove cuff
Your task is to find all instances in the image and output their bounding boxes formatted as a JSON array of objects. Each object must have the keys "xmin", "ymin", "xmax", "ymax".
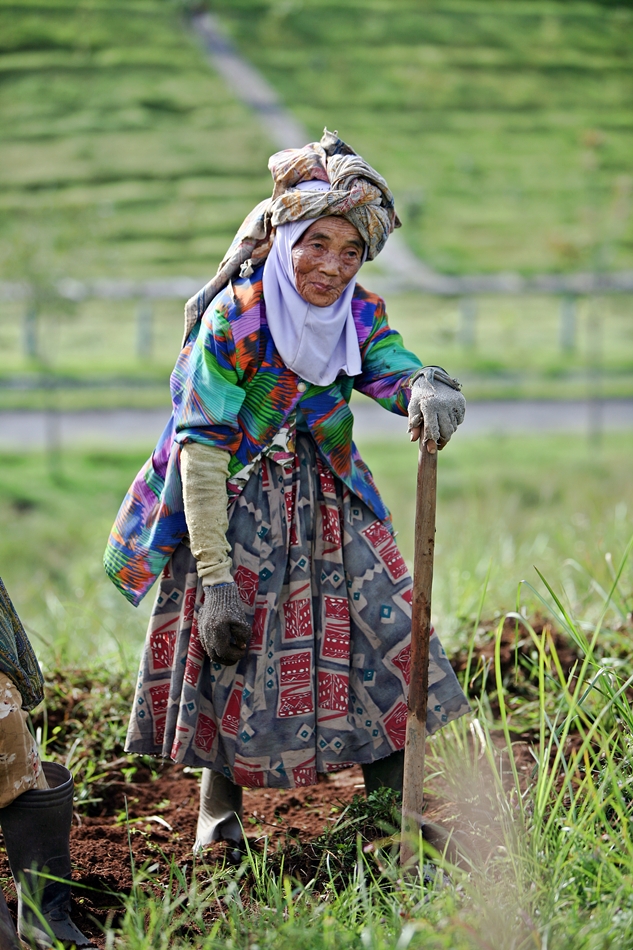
[{"xmin": 204, "ymin": 582, "xmax": 246, "ymax": 620}]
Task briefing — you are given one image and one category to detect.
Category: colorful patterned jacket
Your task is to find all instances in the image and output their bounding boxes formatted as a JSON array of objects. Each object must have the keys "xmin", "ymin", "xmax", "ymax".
[{"xmin": 104, "ymin": 267, "xmax": 422, "ymax": 606}]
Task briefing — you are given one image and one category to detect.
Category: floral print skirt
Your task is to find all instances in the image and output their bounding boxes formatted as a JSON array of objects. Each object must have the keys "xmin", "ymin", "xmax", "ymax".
[{"xmin": 125, "ymin": 434, "xmax": 469, "ymax": 788}]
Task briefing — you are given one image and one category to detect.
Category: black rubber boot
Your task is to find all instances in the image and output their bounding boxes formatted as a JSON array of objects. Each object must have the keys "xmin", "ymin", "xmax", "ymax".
[
  {"xmin": 0, "ymin": 761, "xmax": 95, "ymax": 949},
  {"xmin": 362, "ymin": 750, "xmax": 404, "ymax": 796},
  {"xmin": 0, "ymin": 887, "xmax": 21, "ymax": 950},
  {"xmin": 363, "ymin": 752, "xmax": 461, "ymax": 869}
]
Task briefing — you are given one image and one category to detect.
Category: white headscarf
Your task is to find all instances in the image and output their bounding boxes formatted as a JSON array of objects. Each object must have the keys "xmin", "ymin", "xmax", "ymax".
[{"xmin": 262, "ymin": 180, "xmax": 364, "ymax": 386}]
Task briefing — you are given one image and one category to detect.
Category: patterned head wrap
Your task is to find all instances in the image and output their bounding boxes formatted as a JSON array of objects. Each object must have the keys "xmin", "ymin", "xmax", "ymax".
[{"xmin": 183, "ymin": 129, "xmax": 400, "ymax": 343}]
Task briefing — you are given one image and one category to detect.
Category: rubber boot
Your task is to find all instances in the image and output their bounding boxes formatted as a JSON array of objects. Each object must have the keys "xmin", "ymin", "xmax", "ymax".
[
  {"xmin": 194, "ymin": 768, "xmax": 243, "ymax": 853},
  {"xmin": 0, "ymin": 761, "xmax": 95, "ymax": 949},
  {"xmin": 363, "ymin": 752, "xmax": 459, "ymax": 869},
  {"xmin": 362, "ymin": 750, "xmax": 404, "ymax": 796},
  {"xmin": 0, "ymin": 888, "xmax": 21, "ymax": 950}
]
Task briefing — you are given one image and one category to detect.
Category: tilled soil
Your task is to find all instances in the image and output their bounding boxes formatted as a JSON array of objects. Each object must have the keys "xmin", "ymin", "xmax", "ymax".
[
  {"xmin": 0, "ymin": 620, "xmax": 579, "ymax": 947},
  {"xmin": 0, "ymin": 762, "xmax": 371, "ymax": 947},
  {"xmin": 0, "ymin": 743, "xmax": 540, "ymax": 948}
]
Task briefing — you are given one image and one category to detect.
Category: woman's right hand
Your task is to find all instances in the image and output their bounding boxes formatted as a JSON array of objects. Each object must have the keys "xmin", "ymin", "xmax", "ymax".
[
  {"xmin": 197, "ymin": 583, "xmax": 252, "ymax": 666},
  {"xmin": 407, "ymin": 366, "xmax": 465, "ymax": 448}
]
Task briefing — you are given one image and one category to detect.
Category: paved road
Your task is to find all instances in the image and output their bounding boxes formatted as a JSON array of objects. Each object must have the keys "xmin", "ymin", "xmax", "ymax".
[{"xmin": 1, "ymin": 400, "xmax": 631, "ymax": 450}]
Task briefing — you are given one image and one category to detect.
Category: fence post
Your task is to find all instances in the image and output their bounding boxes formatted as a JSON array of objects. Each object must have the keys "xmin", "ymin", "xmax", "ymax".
[
  {"xmin": 44, "ymin": 375, "xmax": 62, "ymax": 481},
  {"xmin": 586, "ymin": 303, "xmax": 603, "ymax": 445},
  {"xmin": 136, "ymin": 300, "xmax": 153, "ymax": 359},
  {"xmin": 459, "ymin": 296, "xmax": 477, "ymax": 348},
  {"xmin": 559, "ymin": 295, "xmax": 577, "ymax": 353}
]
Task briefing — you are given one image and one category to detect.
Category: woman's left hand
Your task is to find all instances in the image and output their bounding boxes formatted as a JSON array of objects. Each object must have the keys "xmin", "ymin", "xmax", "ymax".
[{"xmin": 407, "ymin": 366, "xmax": 466, "ymax": 448}]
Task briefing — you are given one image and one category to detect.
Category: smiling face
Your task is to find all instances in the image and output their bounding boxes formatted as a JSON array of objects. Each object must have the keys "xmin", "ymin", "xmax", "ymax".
[{"xmin": 291, "ymin": 217, "xmax": 365, "ymax": 307}]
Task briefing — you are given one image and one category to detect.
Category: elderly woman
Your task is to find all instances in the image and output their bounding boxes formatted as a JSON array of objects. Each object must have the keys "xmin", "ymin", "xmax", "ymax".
[{"xmin": 105, "ymin": 131, "xmax": 468, "ymax": 851}]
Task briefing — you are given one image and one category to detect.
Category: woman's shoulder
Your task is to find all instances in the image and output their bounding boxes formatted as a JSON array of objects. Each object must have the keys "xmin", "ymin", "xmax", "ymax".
[
  {"xmin": 353, "ymin": 282, "xmax": 386, "ymax": 315},
  {"xmin": 208, "ymin": 267, "xmax": 265, "ymax": 328},
  {"xmin": 351, "ymin": 283, "xmax": 387, "ymax": 345}
]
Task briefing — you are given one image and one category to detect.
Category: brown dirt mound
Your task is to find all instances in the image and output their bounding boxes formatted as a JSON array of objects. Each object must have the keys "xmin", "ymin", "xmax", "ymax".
[
  {"xmin": 451, "ymin": 615, "xmax": 582, "ymax": 684},
  {"xmin": 0, "ymin": 762, "xmax": 369, "ymax": 946},
  {"xmin": 0, "ymin": 749, "xmax": 531, "ymax": 947},
  {"xmin": 2, "ymin": 618, "xmax": 588, "ymax": 946}
]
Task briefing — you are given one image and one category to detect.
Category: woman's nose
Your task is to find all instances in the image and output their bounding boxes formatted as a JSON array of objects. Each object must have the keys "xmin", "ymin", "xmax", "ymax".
[{"xmin": 318, "ymin": 253, "xmax": 341, "ymax": 276}]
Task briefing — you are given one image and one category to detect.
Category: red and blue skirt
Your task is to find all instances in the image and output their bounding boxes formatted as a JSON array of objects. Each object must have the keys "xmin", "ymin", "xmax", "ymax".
[{"xmin": 125, "ymin": 433, "xmax": 469, "ymax": 788}]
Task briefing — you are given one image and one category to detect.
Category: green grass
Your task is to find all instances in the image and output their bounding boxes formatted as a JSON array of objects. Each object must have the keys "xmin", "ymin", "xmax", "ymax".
[
  {"xmin": 2, "ymin": 0, "xmax": 633, "ymax": 285},
  {"xmin": 0, "ymin": 295, "xmax": 180, "ymax": 409},
  {"xmin": 0, "ymin": 447, "xmax": 153, "ymax": 668},
  {"xmin": 2, "ymin": 432, "xmax": 632, "ymax": 666},
  {"xmin": 381, "ymin": 289, "xmax": 633, "ymax": 399},
  {"xmin": 209, "ymin": 0, "xmax": 633, "ymax": 275},
  {"xmin": 358, "ymin": 430, "xmax": 633, "ymax": 644},
  {"xmin": 0, "ymin": 0, "xmax": 272, "ymax": 283}
]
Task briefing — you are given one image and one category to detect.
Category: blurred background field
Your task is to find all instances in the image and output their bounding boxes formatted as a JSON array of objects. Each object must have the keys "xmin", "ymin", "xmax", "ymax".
[
  {"xmin": 213, "ymin": 0, "xmax": 633, "ymax": 275},
  {"xmin": 2, "ymin": 0, "xmax": 633, "ymax": 406},
  {"xmin": 2, "ymin": 290, "xmax": 633, "ymax": 407},
  {"xmin": 2, "ymin": 0, "xmax": 632, "ymax": 279},
  {"xmin": 0, "ymin": 0, "xmax": 271, "ymax": 281}
]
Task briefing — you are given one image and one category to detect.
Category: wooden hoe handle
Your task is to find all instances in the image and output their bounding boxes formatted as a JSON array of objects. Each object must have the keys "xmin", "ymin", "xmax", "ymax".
[{"xmin": 400, "ymin": 435, "xmax": 437, "ymax": 868}]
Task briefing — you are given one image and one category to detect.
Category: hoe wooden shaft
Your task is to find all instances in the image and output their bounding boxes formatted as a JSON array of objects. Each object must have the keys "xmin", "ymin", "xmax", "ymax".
[{"xmin": 400, "ymin": 435, "xmax": 437, "ymax": 868}]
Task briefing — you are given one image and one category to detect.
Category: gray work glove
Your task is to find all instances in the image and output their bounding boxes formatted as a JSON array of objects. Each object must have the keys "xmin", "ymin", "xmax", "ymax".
[
  {"xmin": 407, "ymin": 366, "xmax": 466, "ymax": 448},
  {"xmin": 198, "ymin": 582, "xmax": 251, "ymax": 666}
]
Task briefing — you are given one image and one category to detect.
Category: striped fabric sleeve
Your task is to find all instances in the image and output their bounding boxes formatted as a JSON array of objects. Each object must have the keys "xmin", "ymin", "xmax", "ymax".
[{"xmin": 353, "ymin": 300, "xmax": 422, "ymax": 414}]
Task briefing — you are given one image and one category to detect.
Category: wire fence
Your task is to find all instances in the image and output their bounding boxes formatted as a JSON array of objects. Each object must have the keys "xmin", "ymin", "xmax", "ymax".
[
  {"xmin": 1, "ymin": 283, "xmax": 632, "ymax": 469},
  {"xmin": 1, "ymin": 283, "xmax": 632, "ymax": 403}
]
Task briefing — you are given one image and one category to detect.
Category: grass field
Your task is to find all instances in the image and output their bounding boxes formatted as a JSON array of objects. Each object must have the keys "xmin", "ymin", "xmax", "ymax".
[
  {"xmin": 0, "ymin": 0, "xmax": 272, "ymax": 283},
  {"xmin": 2, "ymin": 0, "xmax": 633, "ymax": 405},
  {"xmin": 1, "ymin": 0, "xmax": 633, "ymax": 286},
  {"xmin": 209, "ymin": 0, "xmax": 633, "ymax": 275},
  {"xmin": 2, "ymin": 432, "xmax": 631, "ymax": 666}
]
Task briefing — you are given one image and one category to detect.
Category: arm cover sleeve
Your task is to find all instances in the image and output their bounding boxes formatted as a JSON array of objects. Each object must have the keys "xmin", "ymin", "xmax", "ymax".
[{"xmin": 181, "ymin": 442, "xmax": 234, "ymax": 587}]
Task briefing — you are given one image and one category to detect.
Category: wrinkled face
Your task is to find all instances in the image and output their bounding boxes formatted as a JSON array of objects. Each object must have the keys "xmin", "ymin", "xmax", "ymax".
[{"xmin": 291, "ymin": 217, "xmax": 364, "ymax": 307}]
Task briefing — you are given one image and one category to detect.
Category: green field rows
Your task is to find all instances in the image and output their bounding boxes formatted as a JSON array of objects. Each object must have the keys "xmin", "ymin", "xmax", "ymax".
[
  {"xmin": 0, "ymin": 0, "xmax": 272, "ymax": 282},
  {"xmin": 2, "ymin": 0, "xmax": 633, "ymax": 403},
  {"xmin": 209, "ymin": 0, "xmax": 633, "ymax": 274},
  {"xmin": 2, "ymin": 0, "xmax": 633, "ymax": 284}
]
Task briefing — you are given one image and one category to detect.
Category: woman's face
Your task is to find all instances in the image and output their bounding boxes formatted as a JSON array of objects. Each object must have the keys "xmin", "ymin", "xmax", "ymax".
[{"xmin": 291, "ymin": 217, "xmax": 364, "ymax": 307}]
